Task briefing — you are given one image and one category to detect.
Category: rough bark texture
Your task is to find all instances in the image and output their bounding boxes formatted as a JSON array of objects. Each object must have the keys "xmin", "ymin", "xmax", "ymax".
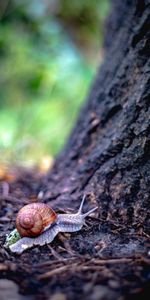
[
  {"xmin": 44, "ymin": 0, "xmax": 150, "ymax": 231},
  {"xmin": 0, "ymin": 0, "xmax": 150, "ymax": 300}
]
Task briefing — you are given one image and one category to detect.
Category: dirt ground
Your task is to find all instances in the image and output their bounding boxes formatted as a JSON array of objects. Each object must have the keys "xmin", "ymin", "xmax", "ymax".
[{"xmin": 0, "ymin": 166, "xmax": 149, "ymax": 300}]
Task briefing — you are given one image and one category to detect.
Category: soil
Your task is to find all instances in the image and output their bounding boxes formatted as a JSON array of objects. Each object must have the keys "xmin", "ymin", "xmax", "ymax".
[{"xmin": 0, "ymin": 166, "xmax": 149, "ymax": 300}]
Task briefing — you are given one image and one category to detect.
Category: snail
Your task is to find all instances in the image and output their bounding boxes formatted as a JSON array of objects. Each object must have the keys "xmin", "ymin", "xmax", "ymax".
[{"xmin": 9, "ymin": 195, "xmax": 98, "ymax": 254}]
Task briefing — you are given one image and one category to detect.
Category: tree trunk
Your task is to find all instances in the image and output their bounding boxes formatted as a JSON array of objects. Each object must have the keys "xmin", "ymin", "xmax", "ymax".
[
  {"xmin": 0, "ymin": 1, "xmax": 150, "ymax": 300},
  {"xmin": 38, "ymin": 0, "xmax": 149, "ymax": 298},
  {"xmin": 44, "ymin": 0, "xmax": 150, "ymax": 233}
]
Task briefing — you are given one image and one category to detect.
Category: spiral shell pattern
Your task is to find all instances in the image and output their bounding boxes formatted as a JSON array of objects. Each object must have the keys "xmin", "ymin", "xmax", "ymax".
[{"xmin": 16, "ymin": 203, "xmax": 57, "ymax": 237}]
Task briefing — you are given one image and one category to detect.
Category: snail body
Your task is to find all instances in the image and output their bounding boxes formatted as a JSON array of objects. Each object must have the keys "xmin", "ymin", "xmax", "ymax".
[{"xmin": 9, "ymin": 195, "xmax": 97, "ymax": 254}]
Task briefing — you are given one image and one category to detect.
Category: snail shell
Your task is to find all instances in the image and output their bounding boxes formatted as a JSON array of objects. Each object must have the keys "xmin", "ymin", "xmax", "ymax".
[{"xmin": 16, "ymin": 203, "xmax": 57, "ymax": 237}]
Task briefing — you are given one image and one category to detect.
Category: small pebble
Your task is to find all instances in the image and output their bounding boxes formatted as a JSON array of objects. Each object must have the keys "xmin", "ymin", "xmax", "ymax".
[
  {"xmin": 48, "ymin": 293, "xmax": 67, "ymax": 300},
  {"xmin": 0, "ymin": 279, "xmax": 19, "ymax": 300},
  {"xmin": 0, "ymin": 279, "xmax": 33, "ymax": 300}
]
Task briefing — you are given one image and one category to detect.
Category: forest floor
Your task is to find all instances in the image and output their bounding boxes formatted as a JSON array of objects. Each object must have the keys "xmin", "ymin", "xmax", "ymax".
[{"xmin": 0, "ymin": 166, "xmax": 150, "ymax": 300}]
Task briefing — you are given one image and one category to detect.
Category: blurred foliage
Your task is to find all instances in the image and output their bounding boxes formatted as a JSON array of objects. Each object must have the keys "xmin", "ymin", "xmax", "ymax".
[{"xmin": 0, "ymin": 0, "xmax": 110, "ymax": 167}]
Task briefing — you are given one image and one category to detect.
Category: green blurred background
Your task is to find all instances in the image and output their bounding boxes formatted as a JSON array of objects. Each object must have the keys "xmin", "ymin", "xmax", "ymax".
[{"xmin": 0, "ymin": 0, "xmax": 110, "ymax": 169}]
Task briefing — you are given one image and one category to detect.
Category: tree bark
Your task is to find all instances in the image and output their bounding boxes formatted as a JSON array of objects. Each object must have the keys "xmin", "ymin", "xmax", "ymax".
[
  {"xmin": 33, "ymin": 1, "xmax": 149, "ymax": 298},
  {"xmin": 1, "ymin": 1, "xmax": 150, "ymax": 299},
  {"xmin": 44, "ymin": 0, "xmax": 150, "ymax": 233}
]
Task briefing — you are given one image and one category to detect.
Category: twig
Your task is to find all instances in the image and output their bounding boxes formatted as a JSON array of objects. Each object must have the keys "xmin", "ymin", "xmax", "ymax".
[
  {"xmin": 34, "ymin": 257, "xmax": 77, "ymax": 269},
  {"xmin": 0, "ymin": 195, "xmax": 29, "ymax": 204},
  {"xmin": 58, "ymin": 234, "xmax": 76, "ymax": 256},
  {"xmin": 90, "ymin": 257, "xmax": 143, "ymax": 265},
  {"xmin": 37, "ymin": 264, "xmax": 77, "ymax": 280},
  {"xmin": 47, "ymin": 245, "xmax": 65, "ymax": 261},
  {"xmin": 35, "ymin": 256, "xmax": 150, "ymax": 280},
  {"xmin": 1, "ymin": 181, "xmax": 9, "ymax": 196}
]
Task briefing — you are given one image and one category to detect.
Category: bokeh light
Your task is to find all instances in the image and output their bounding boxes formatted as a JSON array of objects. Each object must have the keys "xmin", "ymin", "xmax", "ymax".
[{"xmin": 0, "ymin": 0, "xmax": 110, "ymax": 167}]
